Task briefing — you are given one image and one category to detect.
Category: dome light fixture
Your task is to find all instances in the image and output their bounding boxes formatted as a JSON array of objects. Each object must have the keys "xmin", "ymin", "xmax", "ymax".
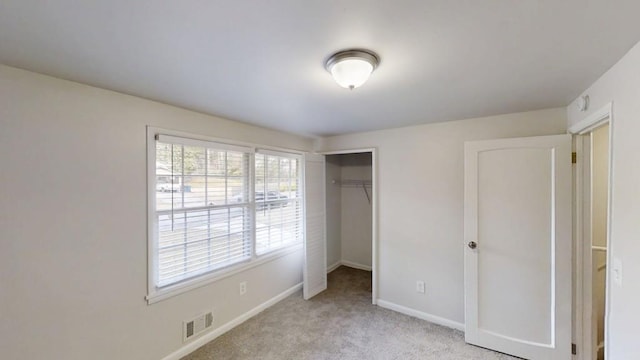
[{"xmin": 325, "ymin": 49, "xmax": 380, "ymax": 90}]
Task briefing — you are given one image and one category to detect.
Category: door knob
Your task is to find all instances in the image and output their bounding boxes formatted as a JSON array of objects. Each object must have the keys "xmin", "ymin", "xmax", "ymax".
[{"xmin": 468, "ymin": 241, "xmax": 477, "ymax": 249}]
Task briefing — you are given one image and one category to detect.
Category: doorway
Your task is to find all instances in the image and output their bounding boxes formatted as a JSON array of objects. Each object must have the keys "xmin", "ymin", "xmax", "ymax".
[
  {"xmin": 571, "ymin": 103, "xmax": 613, "ymax": 360},
  {"xmin": 324, "ymin": 150, "xmax": 375, "ymax": 303}
]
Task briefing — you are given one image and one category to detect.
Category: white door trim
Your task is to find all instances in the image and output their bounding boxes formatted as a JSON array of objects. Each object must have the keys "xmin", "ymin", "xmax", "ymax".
[
  {"xmin": 569, "ymin": 102, "xmax": 614, "ymax": 360},
  {"xmin": 319, "ymin": 148, "xmax": 379, "ymax": 305},
  {"xmin": 569, "ymin": 102, "xmax": 613, "ymax": 135}
]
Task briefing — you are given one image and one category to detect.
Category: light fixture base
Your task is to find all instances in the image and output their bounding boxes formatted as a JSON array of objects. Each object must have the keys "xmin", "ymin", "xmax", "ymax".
[
  {"xmin": 324, "ymin": 49, "xmax": 380, "ymax": 89},
  {"xmin": 324, "ymin": 49, "xmax": 380, "ymax": 72}
]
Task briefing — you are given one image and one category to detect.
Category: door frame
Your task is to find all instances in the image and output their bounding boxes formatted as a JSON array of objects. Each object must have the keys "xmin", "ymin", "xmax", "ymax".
[
  {"xmin": 569, "ymin": 102, "xmax": 614, "ymax": 360},
  {"xmin": 320, "ymin": 148, "xmax": 378, "ymax": 305}
]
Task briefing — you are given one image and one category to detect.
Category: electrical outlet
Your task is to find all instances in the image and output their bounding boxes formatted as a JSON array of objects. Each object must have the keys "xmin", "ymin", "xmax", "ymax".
[
  {"xmin": 416, "ymin": 281, "xmax": 425, "ymax": 294},
  {"xmin": 239, "ymin": 281, "xmax": 247, "ymax": 295}
]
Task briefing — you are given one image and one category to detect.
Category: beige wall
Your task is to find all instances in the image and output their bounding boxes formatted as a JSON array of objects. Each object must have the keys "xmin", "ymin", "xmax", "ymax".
[
  {"xmin": 339, "ymin": 153, "xmax": 373, "ymax": 268},
  {"xmin": 316, "ymin": 108, "xmax": 567, "ymax": 324},
  {"xmin": 0, "ymin": 65, "xmax": 313, "ymax": 360},
  {"xmin": 592, "ymin": 124, "xmax": 610, "ymax": 249},
  {"xmin": 567, "ymin": 40, "xmax": 640, "ymax": 359}
]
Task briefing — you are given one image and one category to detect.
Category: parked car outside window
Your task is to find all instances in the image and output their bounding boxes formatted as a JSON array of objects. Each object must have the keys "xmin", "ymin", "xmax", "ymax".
[
  {"xmin": 156, "ymin": 176, "xmax": 182, "ymax": 192},
  {"xmin": 234, "ymin": 191, "xmax": 288, "ymax": 208}
]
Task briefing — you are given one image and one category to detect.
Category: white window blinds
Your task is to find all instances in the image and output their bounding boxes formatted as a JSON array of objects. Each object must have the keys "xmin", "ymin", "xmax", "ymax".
[
  {"xmin": 154, "ymin": 136, "xmax": 253, "ymax": 287},
  {"xmin": 254, "ymin": 151, "xmax": 303, "ymax": 255}
]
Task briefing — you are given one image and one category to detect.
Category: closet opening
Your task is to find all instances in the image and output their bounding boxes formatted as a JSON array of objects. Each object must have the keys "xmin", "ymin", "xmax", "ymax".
[
  {"xmin": 570, "ymin": 103, "xmax": 612, "ymax": 360},
  {"xmin": 589, "ymin": 124, "xmax": 609, "ymax": 360},
  {"xmin": 324, "ymin": 150, "xmax": 375, "ymax": 303}
]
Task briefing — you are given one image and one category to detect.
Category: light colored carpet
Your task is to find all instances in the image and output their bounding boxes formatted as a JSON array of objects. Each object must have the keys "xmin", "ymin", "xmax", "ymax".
[{"xmin": 182, "ymin": 266, "xmax": 518, "ymax": 360}]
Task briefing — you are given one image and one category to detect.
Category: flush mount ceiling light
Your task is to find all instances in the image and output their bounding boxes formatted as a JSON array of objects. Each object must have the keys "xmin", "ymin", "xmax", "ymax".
[{"xmin": 325, "ymin": 49, "xmax": 380, "ymax": 90}]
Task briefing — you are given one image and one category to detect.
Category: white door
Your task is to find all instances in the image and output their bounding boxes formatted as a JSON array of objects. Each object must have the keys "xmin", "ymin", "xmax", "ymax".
[
  {"xmin": 303, "ymin": 153, "xmax": 326, "ymax": 299},
  {"xmin": 464, "ymin": 135, "xmax": 572, "ymax": 359}
]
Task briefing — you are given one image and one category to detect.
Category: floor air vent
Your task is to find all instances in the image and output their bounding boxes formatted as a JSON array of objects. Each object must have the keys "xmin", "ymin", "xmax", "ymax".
[{"xmin": 183, "ymin": 311, "xmax": 214, "ymax": 342}]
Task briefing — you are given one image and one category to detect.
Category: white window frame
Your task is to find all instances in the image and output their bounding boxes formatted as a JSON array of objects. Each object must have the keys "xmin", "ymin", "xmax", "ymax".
[{"xmin": 146, "ymin": 127, "xmax": 304, "ymax": 304}]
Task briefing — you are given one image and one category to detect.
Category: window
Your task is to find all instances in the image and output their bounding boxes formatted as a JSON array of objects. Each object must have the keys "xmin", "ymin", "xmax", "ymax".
[
  {"xmin": 153, "ymin": 134, "xmax": 253, "ymax": 288},
  {"xmin": 255, "ymin": 151, "xmax": 303, "ymax": 254},
  {"xmin": 148, "ymin": 131, "xmax": 303, "ymax": 302}
]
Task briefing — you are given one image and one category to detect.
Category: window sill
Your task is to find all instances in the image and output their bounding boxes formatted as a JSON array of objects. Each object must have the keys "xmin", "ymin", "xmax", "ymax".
[{"xmin": 146, "ymin": 243, "xmax": 303, "ymax": 305}]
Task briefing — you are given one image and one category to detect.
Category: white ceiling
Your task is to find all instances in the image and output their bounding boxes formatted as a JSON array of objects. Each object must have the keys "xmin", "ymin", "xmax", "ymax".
[{"xmin": 1, "ymin": 1, "xmax": 640, "ymax": 137}]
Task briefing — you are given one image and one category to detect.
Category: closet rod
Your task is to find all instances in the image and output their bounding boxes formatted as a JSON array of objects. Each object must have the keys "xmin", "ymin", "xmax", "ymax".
[
  {"xmin": 597, "ymin": 263, "xmax": 607, "ymax": 272},
  {"xmin": 331, "ymin": 179, "xmax": 372, "ymax": 204},
  {"xmin": 333, "ymin": 179, "xmax": 372, "ymax": 186}
]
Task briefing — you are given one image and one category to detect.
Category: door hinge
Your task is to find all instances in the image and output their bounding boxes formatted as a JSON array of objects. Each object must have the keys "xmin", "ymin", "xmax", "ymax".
[
  {"xmin": 572, "ymin": 152, "xmax": 577, "ymax": 164},
  {"xmin": 572, "ymin": 343, "xmax": 577, "ymax": 355}
]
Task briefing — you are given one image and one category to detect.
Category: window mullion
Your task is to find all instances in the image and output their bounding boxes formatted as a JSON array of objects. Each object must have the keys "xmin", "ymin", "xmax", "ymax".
[
  {"xmin": 278, "ymin": 158, "xmax": 283, "ymax": 247},
  {"xmin": 250, "ymin": 152, "xmax": 257, "ymax": 259},
  {"xmin": 181, "ymin": 146, "xmax": 185, "ymax": 208},
  {"xmin": 205, "ymin": 149, "xmax": 210, "ymax": 267},
  {"xmin": 181, "ymin": 145, "xmax": 187, "ymax": 277},
  {"xmin": 170, "ymin": 144, "xmax": 175, "ymax": 232},
  {"xmin": 225, "ymin": 152, "xmax": 231, "ymax": 260},
  {"xmin": 267, "ymin": 156, "xmax": 271, "ymax": 251}
]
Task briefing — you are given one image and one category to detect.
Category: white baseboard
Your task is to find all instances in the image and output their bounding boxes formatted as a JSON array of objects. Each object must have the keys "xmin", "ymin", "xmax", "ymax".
[
  {"xmin": 376, "ymin": 299, "xmax": 465, "ymax": 331},
  {"xmin": 327, "ymin": 260, "xmax": 372, "ymax": 272},
  {"xmin": 327, "ymin": 261, "xmax": 341, "ymax": 273},
  {"xmin": 340, "ymin": 260, "xmax": 372, "ymax": 271},
  {"xmin": 161, "ymin": 282, "xmax": 303, "ymax": 360}
]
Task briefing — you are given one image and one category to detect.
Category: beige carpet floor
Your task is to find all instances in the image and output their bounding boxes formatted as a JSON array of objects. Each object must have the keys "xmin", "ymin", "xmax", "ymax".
[{"xmin": 182, "ymin": 266, "xmax": 518, "ymax": 360}]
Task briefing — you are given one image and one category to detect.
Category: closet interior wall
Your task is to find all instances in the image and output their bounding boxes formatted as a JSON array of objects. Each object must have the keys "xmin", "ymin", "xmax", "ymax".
[{"xmin": 325, "ymin": 153, "xmax": 373, "ymax": 271}]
